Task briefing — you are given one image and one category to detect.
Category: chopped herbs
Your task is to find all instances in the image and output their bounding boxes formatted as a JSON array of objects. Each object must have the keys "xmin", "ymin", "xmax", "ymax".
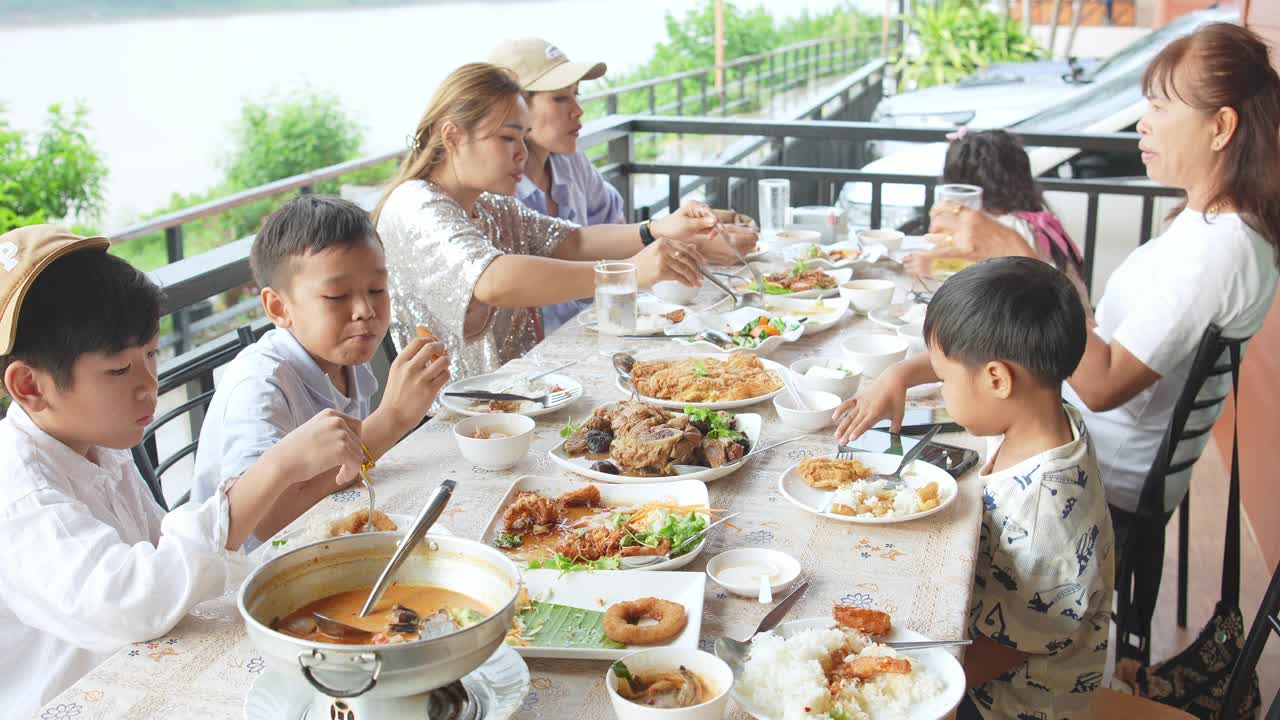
[
  {"xmin": 692, "ymin": 361, "xmax": 709, "ymax": 377},
  {"xmin": 684, "ymin": 406, "xmax": 744, "ymax": 441},
  {"xmin": 559, "ymin": 418, "xmax": 582, "ymax": 438},
  {"xmin": 271, "ymin": 539, "xmax": 288, "ymax": 547},
  {"xmin": 527, "ymin": 553, "xmax": 622, "ymax": 573},
  {"xmin": 611, "ymin": 660, "xmax": 634, "ymax": 681},
  {"xmin": 494, "ymin": 533, "xmax": 523, "ymax": 549}
]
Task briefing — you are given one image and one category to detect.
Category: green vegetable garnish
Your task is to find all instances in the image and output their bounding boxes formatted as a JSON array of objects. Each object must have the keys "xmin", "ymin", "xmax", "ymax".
[
  {"xmin": 612, "ymin": 660, "xmax": 633, "ymax": 681},
  {"xmin": 628, "ymin": 510, "xmax": 709, "ymax": 559},
  {"xmin": 527, "ymin": 553, "xmax": 622, "ymax": 574},
  {"xmin": 806, "ymin": 244, "xmax": 821, "ymax": 259},
  {"xmin": 791, "ymin": 258, "xmax": 809, "ymax": 275},
  {"xmin": 692, "ymin": 361, "xmax": 709, "ymax": 377},
  {"xmin": 271, "ymin": 539, "xmax": 288, "ymax": 547},
  {"xmin": 559, "ymin": 418, "xmax": 582, "ymax": 438},
  {"xmin": 449, "ymin": 608, "xmax": 486, "ymax": 629},
  {"xmin": 495, "ymin": 533, "xmax": 523, "ymax": 549},
  {"xmin": 683, "ymin": 405, "xmax": 743, "ymax": 441}
]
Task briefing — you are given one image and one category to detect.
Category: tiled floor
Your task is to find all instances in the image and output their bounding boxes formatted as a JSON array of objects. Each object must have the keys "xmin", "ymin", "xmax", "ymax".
[{"xmin": 1137, "ymin": 440, "xmax": 1278, "ymax": 707}]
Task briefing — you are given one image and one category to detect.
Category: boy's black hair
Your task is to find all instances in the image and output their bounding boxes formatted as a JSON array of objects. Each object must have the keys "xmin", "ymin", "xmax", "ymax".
[
  {"xmin": 1, "ymin": 250, "xmax": 162, "ymax": 391},
  {"xmin": 922, "ymin": 257, "xmax": 1086, "ymax": 387},
  {"xmin": 249, "ymin": 195, "xmax": 381, "ymax": 289}
]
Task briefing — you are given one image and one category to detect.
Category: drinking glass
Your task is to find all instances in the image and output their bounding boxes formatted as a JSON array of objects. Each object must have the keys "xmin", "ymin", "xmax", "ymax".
[
  {"xmin": 594, "ymin": 262, "xmax": 637, "ymax": 356},
  {"xmin": 757, "ymin": 178, "xmax": 791, "ymax": 232},
  {"xmin": 935, "ymin": 183, "xmax": 983, "ymax": 209}
]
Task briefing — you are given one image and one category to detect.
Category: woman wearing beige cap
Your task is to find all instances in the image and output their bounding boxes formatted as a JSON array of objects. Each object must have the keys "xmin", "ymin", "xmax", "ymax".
[
  {"xmin": 490, "ymin": 37, "xmax": 758, "ymax": 333},
  {"xmin": 373, "ymin": 63, "xmax": 720, "ymax": 381}
]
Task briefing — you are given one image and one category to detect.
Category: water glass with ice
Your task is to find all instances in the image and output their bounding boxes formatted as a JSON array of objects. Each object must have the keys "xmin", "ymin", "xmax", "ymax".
[{"xmin": 594, "ymin": 261, "xmax": 637, "ymax": 356}]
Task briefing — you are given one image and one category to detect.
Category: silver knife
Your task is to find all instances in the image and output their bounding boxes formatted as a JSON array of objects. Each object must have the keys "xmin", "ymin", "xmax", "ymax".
[{"xmin": 755, "ymin": 580, "xmax": 810, "ymax": 636}]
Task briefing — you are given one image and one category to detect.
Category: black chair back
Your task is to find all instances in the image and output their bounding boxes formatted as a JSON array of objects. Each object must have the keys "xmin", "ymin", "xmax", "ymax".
[
  {"xmin": 1115, "ymin": 325, "xmax": 1249, "ymax": 663},
  {"xmin": 132, "ymin": 325, "xmax": 257, "ymax": 510},
  {"xmin": 1222, "ymin": 562, "xmax": 1280, "ymax": 719}
]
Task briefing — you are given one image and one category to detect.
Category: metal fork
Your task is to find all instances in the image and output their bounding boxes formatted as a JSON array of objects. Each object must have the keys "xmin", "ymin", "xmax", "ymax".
[
  {"xmin": 496, "ymin": 359, "xmax": 579, "ymax": 393},
  {"xmin": 862, "ymin": 425, "xmax": 940, "ymax": 490},
  {"xmin": 443, "ymin": 389, "xmax": 577, "ymax": 408}
]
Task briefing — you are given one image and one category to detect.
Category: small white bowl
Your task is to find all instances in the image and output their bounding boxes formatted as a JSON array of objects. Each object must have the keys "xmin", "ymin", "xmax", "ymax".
[
  {"xmin": 789, "ymin": 357, "xmax": 863, "ymax": 399},
  {"xmin": 452, "ymin": 413, "xmax": 535, "ymax": 470},
  {"xmin": 838, "ymin": 278, "xmax": 896, "ymax": 314},
  {"xmin": 773, "ymin": 389, "xmax": 841, "ymax": 432},
  {"xmin": 897, "ymin": 322, "xmax": 926, "ymax": 355},
  {"xmin": 841, "ymin": 334, "xmax": 909, "ymax": 377},
  {"xmin": 706, "ymin": 548, "xmax": 802, "ymax": 598},
  {"xmin": 768, "ymin": 228, "xmax": 822, "ymax": 247},
  {"xmin": 606, "ymin": 648, "xmax": 734, "ymax": 720},
  {"xmin": 652, "ymin": 280, "xmax": 699, "ymax": 305},
  {"xmin": 857, "ymin": 228, "xmax": 906, "ymax": 252}
]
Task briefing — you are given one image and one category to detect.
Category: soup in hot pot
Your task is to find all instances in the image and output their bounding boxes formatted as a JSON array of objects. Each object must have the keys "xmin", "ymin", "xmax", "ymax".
[{"xmin": 274, "ymin": 583, "xmax": 489, "ymax": 645}]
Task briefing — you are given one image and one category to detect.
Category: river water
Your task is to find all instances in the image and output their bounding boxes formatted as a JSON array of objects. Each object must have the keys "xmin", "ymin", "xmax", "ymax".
[{"xmin": 1, "ymin": 0, "xmax": 871, "ymax": 225}]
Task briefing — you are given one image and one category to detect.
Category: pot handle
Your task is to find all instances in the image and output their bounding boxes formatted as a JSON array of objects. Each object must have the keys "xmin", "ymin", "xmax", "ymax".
[{"xmin": 297, "ymin": 649, "xmax": 382, "ymax": 698}]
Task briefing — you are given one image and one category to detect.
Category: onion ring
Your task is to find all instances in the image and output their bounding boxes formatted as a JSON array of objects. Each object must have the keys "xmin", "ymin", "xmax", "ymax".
[{"xmin": 603, "ymin": 598, "xmax": 687, "ymax": 645}]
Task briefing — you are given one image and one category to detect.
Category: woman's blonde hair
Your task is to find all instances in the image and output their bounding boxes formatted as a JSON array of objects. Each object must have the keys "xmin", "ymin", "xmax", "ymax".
[{"xmin": 373, "ymin": 63, "xmax": 523, "ymax": 223}]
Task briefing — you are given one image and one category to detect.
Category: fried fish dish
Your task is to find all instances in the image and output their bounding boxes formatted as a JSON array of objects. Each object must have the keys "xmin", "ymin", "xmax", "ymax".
[
  {"xmin": 799, "ymin": 457, "xmax": 873, "ymax": 490},
  {"xmin": 629, "ymin": 351, "xmax": 781, "ymax": 403}
]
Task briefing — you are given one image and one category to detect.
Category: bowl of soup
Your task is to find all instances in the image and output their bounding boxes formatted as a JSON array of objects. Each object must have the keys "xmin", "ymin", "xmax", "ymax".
[
  {"xmin": 237, "ymin": 531, "xmax": 521, "ymax": 701},
  {"xmin": 606, "ymin": 648, "xmax": 734, "ymax": 719}
]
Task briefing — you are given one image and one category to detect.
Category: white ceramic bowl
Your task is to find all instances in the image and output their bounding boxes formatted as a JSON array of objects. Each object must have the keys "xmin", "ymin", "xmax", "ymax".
[
  {"xmin": 898, "ymin": 321, "xmax": 926, "ymax": 355},
  {"xmin": 789, "ymin": 357, "xmax": 863, "ymax": 399},
  {"xmin": 838, "ymin": 278, "xmax": 896, "ymax": 314},
  {"xmin": 857, "ymin": 228, "xmax": 906, "ymax": 251},
  {"xmin": 768, "ymin": 228, "xmax": 822, "ymax": 247},
  {"xmin": 452, "ymin": 413, "xmax": 535, "ymax": 470},
  {"xmin": 606, "ymin": 648, "xmax": 734, "ymax": 720},
  {"xmin": 841, "ymin": 334, "xmax": 909, "ymax": 377},
  {"xmin": 705, "ymin": 548, "xmax": 802, "ymax": 598},
  {"xmin": 652, "ymin": 280, "xmax": 700, "ymax": 305},
  {"xmin": 773, "ymin": 389, "xmax": 841, "ymax": 433}
]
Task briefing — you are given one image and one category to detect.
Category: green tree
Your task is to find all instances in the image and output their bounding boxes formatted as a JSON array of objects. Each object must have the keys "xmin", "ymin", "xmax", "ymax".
[
  {"xmin": 225, "ymin": 88, "xmax": 364, "ymax": 191},
  {"xmin": 0, "ymin": 101, "xmax": 108, "ymax": 232},
  {"xmin": 894, "ymin": 0, "xmax": 1044, "ymax": 90}
]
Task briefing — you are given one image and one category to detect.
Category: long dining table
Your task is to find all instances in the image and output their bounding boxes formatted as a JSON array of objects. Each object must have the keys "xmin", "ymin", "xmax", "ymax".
[{"xmin": 36, "ymin": 258, "xmax": 985, "ymax": 720}]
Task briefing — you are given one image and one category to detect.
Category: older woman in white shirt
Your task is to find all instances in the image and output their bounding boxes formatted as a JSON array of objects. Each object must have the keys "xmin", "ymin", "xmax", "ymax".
[{"xmin": 835, "ymin": 22, "xmax": 1280, "ymax": 535}]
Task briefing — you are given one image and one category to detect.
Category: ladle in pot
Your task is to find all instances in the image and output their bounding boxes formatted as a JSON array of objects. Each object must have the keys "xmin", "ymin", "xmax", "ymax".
[{"xmin": 357, "ymin": 479, "xmax": 456, "ymax": 618}]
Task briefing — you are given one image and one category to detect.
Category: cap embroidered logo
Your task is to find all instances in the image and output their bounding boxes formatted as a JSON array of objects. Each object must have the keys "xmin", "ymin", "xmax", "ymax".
[
  {"xmin": 0, "ymin": 242, "xmax": 16, "ymax": 272},
  {"xmin": 545, "ymin": 44, "xmax": 565, "ymax": 61}
]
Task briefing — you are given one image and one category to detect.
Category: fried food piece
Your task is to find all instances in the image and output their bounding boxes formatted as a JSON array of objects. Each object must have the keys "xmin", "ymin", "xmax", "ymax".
[
  {"xmin": 661, "ymin": 309, "xmax": 686, "ymax": 324},
  {"xmin": 838, "ymin": 655, "xmax": 912, "ymax": 681},
  {"xmin": 831, "ymin": 489, "xmax": 898, "ymax": 518},
  {"xmin": 328, "ymin": 508, "xmax": 398, "ymax": 537},
  {"xmin": 554, "ymin": 526, "xmax": 623, "ymax": 561},
  {"xmin": 603, "ymin": 598, "xmax": 688, "ymax": 645},
  {"xmin": 502, "ymin": 492, "xmax": 560, "ymax": 535},
  {"xmin": 916, "ymin": 481, "xmax": 940, "ymax": 512},
  {"xmin": 415, "ymin": 325, "xmax": 434, "ymax": 339},
  {"xmin": 488, "ymin": 399, "xmax": 522, "ymax": 413},
  {"xmin": 799, "ymin": 457, "xmax": 872, "ymax": 490},
  {"xmin": 620, "ymin": 537, "xmax": 671, "ymax": 557},
  {"xmin": 558, "ymin": 484, "xmax": 601, "ymax": 508},
  {"xmin": 833, "ymin": 606, "xmax": 893, "ymax": 637},
  {"xmin": 630, "ymin": 352, "xmax": 781, "ymax": 403}
]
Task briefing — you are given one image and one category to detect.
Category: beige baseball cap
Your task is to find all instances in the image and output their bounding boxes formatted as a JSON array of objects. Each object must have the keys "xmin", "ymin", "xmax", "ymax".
[
  {"xmin": 488, "ymin": 37, "xmax": 606, "ymax": 92},
  {"xmin": 0, "ymin": 224, "xmax": 110, "ymax": 355}
]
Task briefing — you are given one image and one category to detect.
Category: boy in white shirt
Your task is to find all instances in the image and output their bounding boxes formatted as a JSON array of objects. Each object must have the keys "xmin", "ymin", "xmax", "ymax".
[
  {"xmin": 842, "ymin": 258, "xmax": 1114, "ymax": 719},
  {"xmin": 190, "ymin": 196, "xmax": 450, "ymax": 549},
  {"xmin": 0, "ymin": 225, "xmax": 369, "ymax": 717}
]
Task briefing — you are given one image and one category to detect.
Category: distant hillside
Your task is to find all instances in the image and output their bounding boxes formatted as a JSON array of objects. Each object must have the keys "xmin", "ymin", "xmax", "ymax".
[{"xmin": 0, "ymin": 0, "xmax": 445, "ymax": 25}]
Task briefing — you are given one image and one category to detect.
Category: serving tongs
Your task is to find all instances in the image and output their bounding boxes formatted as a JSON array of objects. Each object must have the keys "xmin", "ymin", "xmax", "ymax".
[{"xmin": 357, "ymin": 479, "xmax": 456, "ymax": 618}]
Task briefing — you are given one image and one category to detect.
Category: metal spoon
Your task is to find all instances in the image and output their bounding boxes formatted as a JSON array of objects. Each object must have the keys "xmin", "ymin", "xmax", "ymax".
[
  {"xmin": 714, "ymin": 581, "xmax": 810, "ymax": 666},
  {"xmin": 358, "ymin": 479, "xmax": 455, "ymax": 618},
  {"xmin": 619, "ymin": 512, "xmax": 741, "ymax": 569},
  {"xmin": 611, "ymin": 352, "xmax": 636, "ymax": 380},
  {"xmin": 311, "ymin": 612, "xmax": 374, "ymax": 643},
  {"xmin": 672, "ymin": 435, "xmax": 805, "ymax": 475}
]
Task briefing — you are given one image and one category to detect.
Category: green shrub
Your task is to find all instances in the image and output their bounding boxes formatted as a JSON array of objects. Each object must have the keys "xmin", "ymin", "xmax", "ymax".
[
  {"xmin": 893, "ymin": 0, "xmax": 1044, "ymax": 91},
  {"xmin": 0, "ymin": 101, "xmax": 107, "ymax": 232}
]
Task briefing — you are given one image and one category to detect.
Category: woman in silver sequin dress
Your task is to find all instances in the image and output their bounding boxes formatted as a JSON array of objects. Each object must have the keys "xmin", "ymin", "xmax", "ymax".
[{"xmin": 374, "ymin": 63, "xmax": 725, "ymax": 380}]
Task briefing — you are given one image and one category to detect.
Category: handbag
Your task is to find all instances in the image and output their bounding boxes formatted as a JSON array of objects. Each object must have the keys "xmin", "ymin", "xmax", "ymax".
[{"xmin": 1128, "ymin": 343, "xmax": 1262, "ymax": 719}]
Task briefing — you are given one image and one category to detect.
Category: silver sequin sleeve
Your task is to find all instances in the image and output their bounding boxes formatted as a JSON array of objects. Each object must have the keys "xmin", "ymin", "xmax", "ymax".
[{"xmin": 377, "ymin": 180, "xmax": 577, "ymax": 381}]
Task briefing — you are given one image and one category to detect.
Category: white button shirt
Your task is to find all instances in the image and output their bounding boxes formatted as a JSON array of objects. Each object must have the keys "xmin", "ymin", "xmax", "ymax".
[
  {"xmin": 190, "ymin": 327, "xmax": 377, "ymax": 551},
  {"xmin": 0, "ymin": 403, "xmax": 252, "ymax": 718}
]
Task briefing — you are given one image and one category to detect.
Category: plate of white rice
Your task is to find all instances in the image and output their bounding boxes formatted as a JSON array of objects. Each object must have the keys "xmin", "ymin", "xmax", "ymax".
[
  {"xmin": 777, "ymin": 453, "xmax": 957, "ymax": 525},
  {"xmin": 726, "ymin": 617, "xmax": 965, "ymax": 720}
]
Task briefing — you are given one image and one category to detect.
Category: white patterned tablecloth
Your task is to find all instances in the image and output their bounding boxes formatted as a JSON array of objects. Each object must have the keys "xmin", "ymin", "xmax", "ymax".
[{"xmin": 38, "ymin": 264, "xmax": 982, "ymax": 720}]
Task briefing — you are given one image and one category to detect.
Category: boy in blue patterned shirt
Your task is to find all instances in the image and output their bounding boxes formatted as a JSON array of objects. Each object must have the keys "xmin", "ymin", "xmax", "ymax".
[{"xmin": 922, "ymin": 258, "xmax": 1114, "ymax": 720}]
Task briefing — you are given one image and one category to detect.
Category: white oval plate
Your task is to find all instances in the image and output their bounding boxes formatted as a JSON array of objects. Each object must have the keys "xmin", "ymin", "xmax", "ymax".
[
  {"xmin": 722, "ymin": 617, "xmax": 966, "ymax": 720},
  {"xmin": 244, "ymin": 640, "xmax": 529, "ymax": 720},
  {"xmin": 777, "ymin": 452, "xmax": 958, "ymax": 525},
  {"xmin": 615, "ymin": 355, "xmax": 787, "ymax": 410},
  {"xmin": 739, "ymin": 265, "xmax": 853, "ymax": 299},
  {"xmin": 671, "ymin": 307, "xmax": 804, "ymax": 357},
  {"xmin": 578, "ymin": 296, "xmax": 688, "ymax": 336},
  {"xmin": 480, "ymin": 475, "xmax": 711, "ymax": 571},
  {"xmin": 548, "ymin": 405, "xmax": 762, "ymax": 484},
  {"xmin": 869, "ymin": 302, "xmax": 928, "ymax": 330},
  {"xmin": 440, "ymin": 371, "xmax": 583, "ymax": 418},
  {"xmin": 779, "ymin": 241, "xmax": 886, "ymax": 269},
  {"xmin": 764, "ymin": 296, "xmax": 850, "ymax": 334}
]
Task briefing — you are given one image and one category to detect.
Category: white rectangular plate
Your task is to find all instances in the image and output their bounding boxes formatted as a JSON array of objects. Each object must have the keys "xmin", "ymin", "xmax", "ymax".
[
  {"xmin": 510, "ymin": 569, "xmax": 706, "ymax": 660},
  {"xmin": 480, "ymin": 475, "xmax": 712, "ymax": 570}
]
